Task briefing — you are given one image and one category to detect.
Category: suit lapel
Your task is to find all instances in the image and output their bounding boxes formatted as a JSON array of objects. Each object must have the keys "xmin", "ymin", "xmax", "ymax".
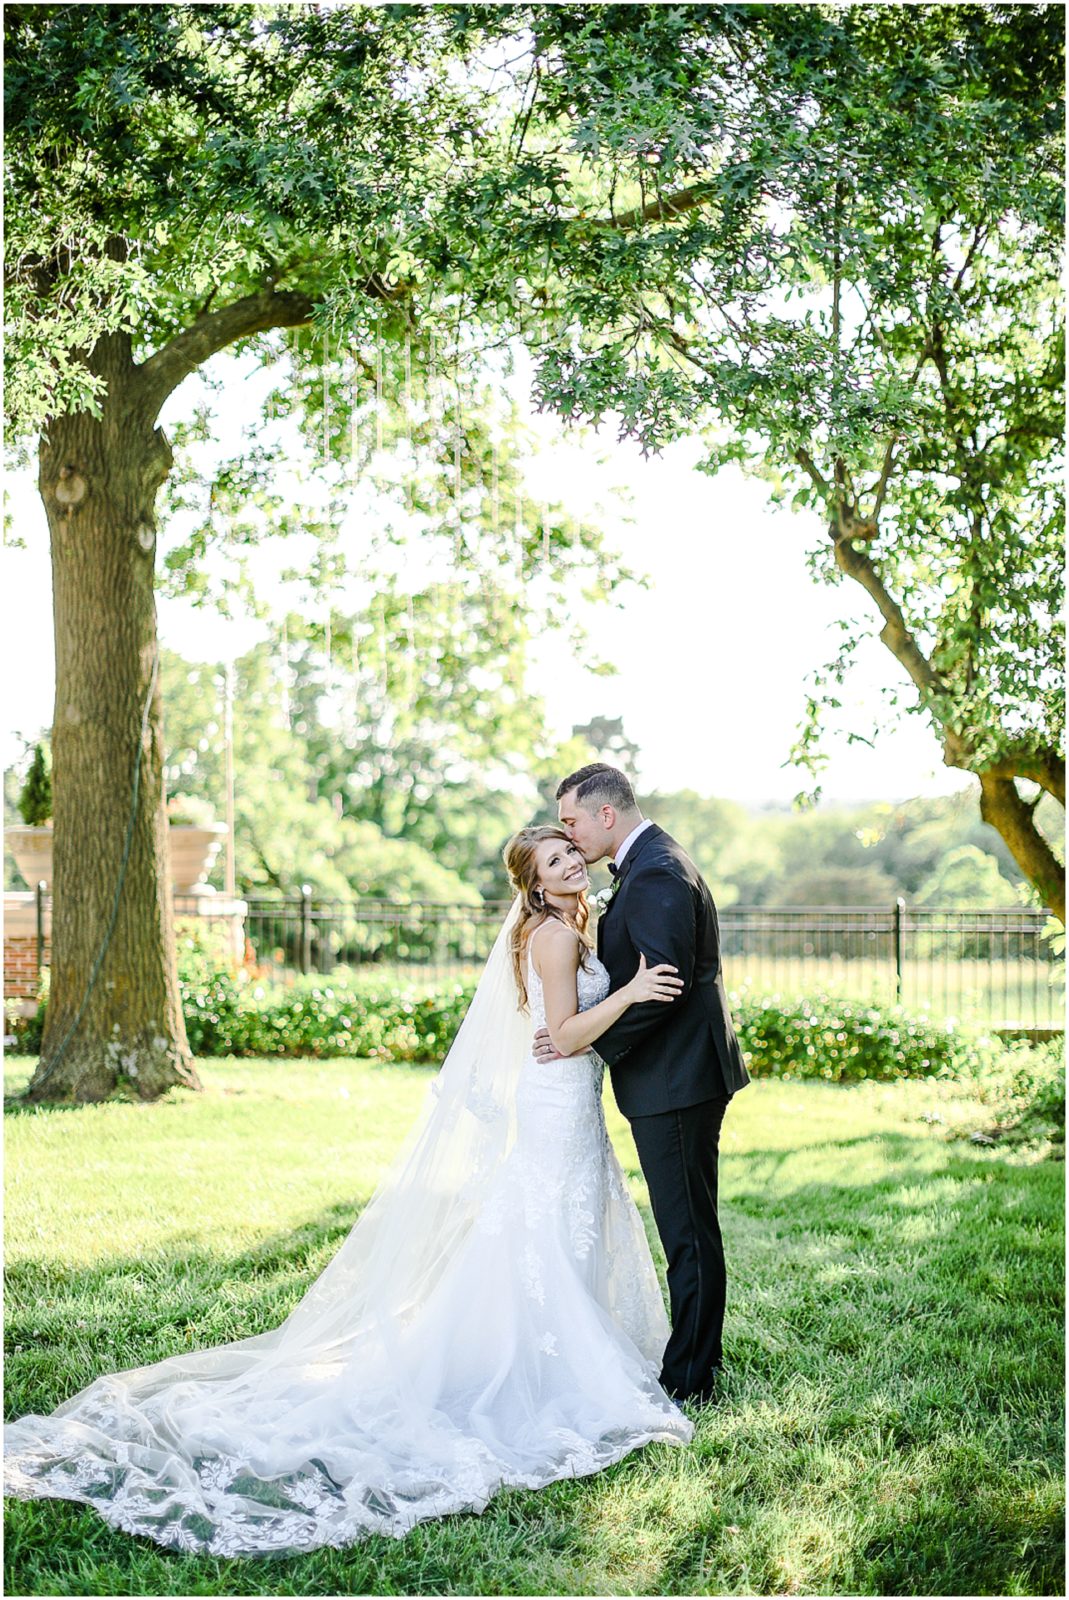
[{"xmin": 596, "ymin": 825, "xmax": 665, "ymax": 952}]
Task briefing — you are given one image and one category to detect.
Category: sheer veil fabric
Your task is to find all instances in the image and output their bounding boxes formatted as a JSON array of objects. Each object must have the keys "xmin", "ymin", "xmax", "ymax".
[{"xmin": 4, "ymin": 899, "xmax": 692, "ymax": 1556}]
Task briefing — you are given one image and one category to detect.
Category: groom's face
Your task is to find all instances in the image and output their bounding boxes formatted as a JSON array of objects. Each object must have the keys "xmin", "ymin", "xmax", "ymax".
[{"xmin": 557, "ymin": 788, "xmax": 612, "ymax": 863}]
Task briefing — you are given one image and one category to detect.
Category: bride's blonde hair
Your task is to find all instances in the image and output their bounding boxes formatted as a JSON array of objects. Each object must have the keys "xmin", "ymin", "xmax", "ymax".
[{"xmin": 502, "ymin": 825, "xmax": 594, "ymax": 1011}]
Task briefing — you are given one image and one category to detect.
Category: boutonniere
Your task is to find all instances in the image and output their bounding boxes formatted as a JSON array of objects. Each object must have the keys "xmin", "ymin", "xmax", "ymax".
[{"xmin": 590, "ymin": 879, "xmax": 620, "ymax": 913}]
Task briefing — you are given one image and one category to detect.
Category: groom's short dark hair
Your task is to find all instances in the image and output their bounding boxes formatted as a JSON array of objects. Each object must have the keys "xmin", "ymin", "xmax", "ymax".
[{"xmin": 556, "ymin": 763, "xmax": 637, "ymax": 813}]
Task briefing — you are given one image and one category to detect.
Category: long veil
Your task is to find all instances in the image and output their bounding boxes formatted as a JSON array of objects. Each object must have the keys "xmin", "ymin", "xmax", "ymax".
[
  {"xmin": 271, "ymin": 892, "xmax": 529, "ymax": 1350},
  {"xmin": 4, "ymin": 897, "xmax": 558, "ymax": 1551}
]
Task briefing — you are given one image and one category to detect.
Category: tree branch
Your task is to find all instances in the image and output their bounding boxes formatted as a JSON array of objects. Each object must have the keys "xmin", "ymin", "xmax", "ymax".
[
  {"xmin": 870, "ymin": 436, "xmax": 898, "ymax": 523},
  {"xmin": 602, "ymin": 180, "xmax": 718, "ymax": 231},
  {"xmin": 137, "ymin": 287, "xmax": 318, "ymax": 421},
  {"xmin": 977, "ymin": 749, "xmax": 1065, "ymax": 806},
  {"xmin": 137, "ymin": 273, "xmax": 402, "ymax": 421},
  {"xmin": 834, "ymin": 536, "xmax": 1064, "ymax": 921},
  {"xmin": 794, "ymin": 447, "xmax": 831, "ymax": 498},
  {"xmin": 832, "ymin": 535, "xmax": 944, "ymax": 700},
  {"xmin": 978, "ymin": 773, "xmax": 1064, "ymax": 924},
  {"xmin": 952, "ymin": 224, "xmax": 987, "ymax": 295}
]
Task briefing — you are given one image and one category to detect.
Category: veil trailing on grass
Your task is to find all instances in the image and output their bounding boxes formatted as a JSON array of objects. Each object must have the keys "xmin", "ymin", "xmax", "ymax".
[{"xmin": 5, "ymin": 894, "xmax": 688, "ymax": 1555}]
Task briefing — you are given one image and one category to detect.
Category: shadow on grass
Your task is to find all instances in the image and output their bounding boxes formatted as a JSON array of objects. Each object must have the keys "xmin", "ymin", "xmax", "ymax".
[
  {"xmin": 3, "ymin": 1057, "xmax": 439, "ymax": 1118},
  {"xmin": 856, "ymin": 1474, "xmax": 1065, "ymax": 1598},
  {"xmin": 5, "ymin": 1096, "xmax": 1064, "ymax": 1595},
  {"xmin": 4, "ymin": 1093, "xmax": 96, "ymax": 1118},
  {"xmin": 4, "ymin": 1184, "xmax": 1062, "ymax": 1593},
  {"xmin": 7, "ymin": 1126, "xmax": 1062, "ymax": 1413},
  {"xmin": 4, "ymin": 1198, "xmax": 372, "ymax": 1420}
]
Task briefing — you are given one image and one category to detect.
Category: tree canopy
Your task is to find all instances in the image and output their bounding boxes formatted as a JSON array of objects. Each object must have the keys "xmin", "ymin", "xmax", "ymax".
[
  {"xmin": 424, "ymin": 2, "xmax": 1065, "ymax": 913},
  {"xmin": 4, "ymin": 1, "xmax": 1063, "ymax": 1103}
]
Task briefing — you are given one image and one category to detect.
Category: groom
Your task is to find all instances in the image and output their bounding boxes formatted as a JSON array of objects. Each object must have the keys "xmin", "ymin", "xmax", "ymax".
[{"xmin": 532, "ymin": 763, "xmax": 750, "ymax": 1405}]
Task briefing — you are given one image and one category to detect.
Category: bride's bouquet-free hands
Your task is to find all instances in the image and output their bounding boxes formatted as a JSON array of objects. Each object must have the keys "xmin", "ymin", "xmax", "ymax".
[{"xmin": 623, "ymin": 952, "xmax": 684, "ymax": 1007}]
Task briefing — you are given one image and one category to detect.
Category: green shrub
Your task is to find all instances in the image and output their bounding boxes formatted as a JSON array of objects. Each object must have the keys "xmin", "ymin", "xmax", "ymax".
[
  {"xmin": 175, "ymin": 968, "xmax": 1006, "ymax": 1076},
  {"xmin": 11, "ymin": 953, "xmax": 1059, "ymax": 1103},
  {"xmin": 174, "ymin": 939, "xmax": 477, "ymax": 1062},
  {"xmin": 730, "ymin": 990, "xmax": 997, "ymax": 1083},
  {"xmin": 216, "ymin": 977, "xmax": 475, "ymax": 1062},
  {"xmin": 4, "ymin": 967, "xmax": 48, "ymax": 1054},
  {"xmin": 954, "ymin": 1036, "xmax": 1065, "ymax": 1145},
  {"xmin": 17, "ymin": 744, "xmax": 52, "ymax": 826}
]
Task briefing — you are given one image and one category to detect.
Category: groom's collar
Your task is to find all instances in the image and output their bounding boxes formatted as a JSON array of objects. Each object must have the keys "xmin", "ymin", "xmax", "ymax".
[{"xmin": 609, "ymin": 820, "xmax": 661, "ymax": 881}]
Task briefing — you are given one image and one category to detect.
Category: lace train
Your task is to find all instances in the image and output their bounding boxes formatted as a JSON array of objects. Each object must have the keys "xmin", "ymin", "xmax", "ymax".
[{"xmin": 4, "ymin": 947, "xmax": 691, "ymax": 1555}]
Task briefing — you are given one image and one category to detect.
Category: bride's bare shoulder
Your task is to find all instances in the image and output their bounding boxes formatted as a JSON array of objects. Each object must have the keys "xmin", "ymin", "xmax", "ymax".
[{"xmin": 529, "ymin": 917, "xmax": 580, "ymax": 978}]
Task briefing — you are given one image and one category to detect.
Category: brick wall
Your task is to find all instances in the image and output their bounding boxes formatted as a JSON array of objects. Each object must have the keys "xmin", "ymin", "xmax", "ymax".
[
  {"xmin": 5, "ymin": 937, "xmax": 48, "ymax": 1001},
  {"xmin": 3, "ymin": 895, "xmax": 51, "ymax": 1015},
  {"xmin": 4, "ymin": 893, "xmax": 247, "ymax": 1015}
]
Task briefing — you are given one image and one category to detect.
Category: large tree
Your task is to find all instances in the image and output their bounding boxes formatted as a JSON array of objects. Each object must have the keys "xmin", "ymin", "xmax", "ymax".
[
  {"xmin": 4, "ymin": 3, "xmax": 627, "ymax": 1101},
  {"xmin": 6, "ymin": 4, "xmax": 469, "ymax": 1099}
]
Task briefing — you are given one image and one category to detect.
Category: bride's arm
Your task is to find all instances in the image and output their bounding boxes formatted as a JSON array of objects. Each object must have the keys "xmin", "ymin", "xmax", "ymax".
[{"xmin": 534, "ymin": 921, "xmax": 682, "ymax": 1056}]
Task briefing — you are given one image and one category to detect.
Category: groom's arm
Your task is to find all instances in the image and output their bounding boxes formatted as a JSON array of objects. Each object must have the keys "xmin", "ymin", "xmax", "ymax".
[{"xmin": 594, "ymin": 867, "xmax": 699, "ymax": 1066}]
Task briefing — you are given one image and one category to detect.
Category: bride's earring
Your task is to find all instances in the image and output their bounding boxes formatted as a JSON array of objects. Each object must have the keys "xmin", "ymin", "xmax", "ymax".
[{"xmin": 532, "ymin": 887, "xmax": 545, "ymax": 909}]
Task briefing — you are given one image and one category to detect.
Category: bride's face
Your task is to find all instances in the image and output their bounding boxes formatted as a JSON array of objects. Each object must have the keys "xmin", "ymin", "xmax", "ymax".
[{"xmin": 534, "ymin": 838, "xmax": 589, "ymax": 902}]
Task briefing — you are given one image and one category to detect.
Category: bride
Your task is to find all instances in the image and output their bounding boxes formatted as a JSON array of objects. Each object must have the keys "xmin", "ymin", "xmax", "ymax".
[{"xmin": 4, "ymin": 825, "xmax": 693, "ymax": 1557}]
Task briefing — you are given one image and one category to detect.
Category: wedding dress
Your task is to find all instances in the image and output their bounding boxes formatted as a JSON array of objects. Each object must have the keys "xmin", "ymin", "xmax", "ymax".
[{"xmin": 4, "ymin": 904, "xmax": 692, "ymax": 1556}]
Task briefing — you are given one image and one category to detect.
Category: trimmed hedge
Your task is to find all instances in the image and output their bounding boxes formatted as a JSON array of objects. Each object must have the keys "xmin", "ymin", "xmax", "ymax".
[
  {"xmin": 11, "ymin": 944, "xmax": 1058, "ymax": 1092},
  {"xmin": 185, "ymin": 972, "xmax": 476, "ymax": 1063},
  {"xmin": 176, "ymin": 965, "xmax": 999, "ymax": 1080},
  {"xmin": 173, "ymin": 967, "xmax": 1013, "ymax": 1080},
  {"xmin": 731, "ymin": 991, "xmax": 993, "ymax": 1084}
]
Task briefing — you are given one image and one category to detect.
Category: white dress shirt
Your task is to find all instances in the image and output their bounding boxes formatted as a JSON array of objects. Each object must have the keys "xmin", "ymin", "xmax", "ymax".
[{"xmin": 611, "ymin": 818, "xmax": 654, "ymax": 870}]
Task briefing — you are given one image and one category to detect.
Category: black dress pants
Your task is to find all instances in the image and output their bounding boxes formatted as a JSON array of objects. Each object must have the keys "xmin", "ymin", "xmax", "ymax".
[{"xmin": 629, "ymin": 1096, "xmax": 730, "ymax": 1402}]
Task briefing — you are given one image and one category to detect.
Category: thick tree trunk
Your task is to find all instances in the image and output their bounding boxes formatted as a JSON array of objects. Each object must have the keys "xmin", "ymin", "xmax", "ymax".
[
  {"xmin": 979, "ymin": 774, "xmax": 1065, "ymax": 927},
  {"xmin": 831, "ymin": 521, "xmax": 1065, "ymax": 923},
  {"xmin": 26, "ymin": 331, "xmax": 200, "ymax": 1103}
]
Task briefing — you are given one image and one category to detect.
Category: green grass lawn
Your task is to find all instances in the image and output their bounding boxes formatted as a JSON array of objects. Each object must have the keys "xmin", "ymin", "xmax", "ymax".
[{"xmin": 4, "ymin": 1056, "xmax": 1064, "ymax": 1597}]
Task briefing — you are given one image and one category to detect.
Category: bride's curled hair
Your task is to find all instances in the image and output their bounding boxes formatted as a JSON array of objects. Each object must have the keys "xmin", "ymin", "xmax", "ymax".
[{"xmin": 503, "ymin": 825, "xmax": 594, "ymax": 1011}]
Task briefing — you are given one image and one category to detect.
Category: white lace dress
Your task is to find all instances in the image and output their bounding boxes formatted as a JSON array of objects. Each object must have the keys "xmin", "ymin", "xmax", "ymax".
[{"xmin": 4, "ymin": 947, "xmax": 692, "ymax": 1556}]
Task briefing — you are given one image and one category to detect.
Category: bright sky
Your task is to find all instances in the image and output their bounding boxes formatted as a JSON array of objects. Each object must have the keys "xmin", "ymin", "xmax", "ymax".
[{"xmin": 3, "ymin": 341, "xmax": 971, "ymax": 807}]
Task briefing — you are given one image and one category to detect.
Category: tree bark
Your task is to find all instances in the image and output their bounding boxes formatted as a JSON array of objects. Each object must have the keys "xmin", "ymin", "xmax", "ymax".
[
  {"xmin": 27, "ymin": 330, "xmax": 201, "ymax": 1102},
  {"xmin": 828, "ymin": 513, "xmax": 1065, "ymax": 923},
  {"xmin": 978, "ymin": 774, "xmax": 1065, "ymax": 927}
]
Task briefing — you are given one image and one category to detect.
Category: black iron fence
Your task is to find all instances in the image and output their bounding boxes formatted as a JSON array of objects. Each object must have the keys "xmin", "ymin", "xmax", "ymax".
[
  {"xmin": 716, "ymin": 903, "xmax": 1061, "ymax": 1027},
  {"xmin": 236, "ymin": 891, "xmax": 509, "ymax": 980},
  {"xmin": 185, "ymin": 893, "xmax": 1060, "ymax": 1029},
  {"xmin": 25, "ymin": 886, "xmax": 1063, "ymax": 1028}
]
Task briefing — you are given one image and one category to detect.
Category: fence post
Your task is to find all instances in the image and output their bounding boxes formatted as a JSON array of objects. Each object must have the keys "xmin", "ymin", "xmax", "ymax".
[
  {"xmin": 35, "ymin": 879, "xmax": 46, "ymax": 985},
  {"xmin": 893, "ymin": 897, "xmax": 905, "ymax": 1003},
  {"xmin": 300, "ymin": 883, "xmax": 313, "ymax": 975}
]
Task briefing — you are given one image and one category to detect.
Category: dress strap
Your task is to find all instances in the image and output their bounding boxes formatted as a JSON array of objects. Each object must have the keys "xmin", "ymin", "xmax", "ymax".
[{"xmin": 527, "ymin": 919, "xmax": 547, "ymax": 979}]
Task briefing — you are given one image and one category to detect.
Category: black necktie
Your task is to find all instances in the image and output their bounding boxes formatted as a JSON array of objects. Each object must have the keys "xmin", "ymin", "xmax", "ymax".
[{"xmin": 608, "ymin": 860, "xmax": 620, "ymax": 878}]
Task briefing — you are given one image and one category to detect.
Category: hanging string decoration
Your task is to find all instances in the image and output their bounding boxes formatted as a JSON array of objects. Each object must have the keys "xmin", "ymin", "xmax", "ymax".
[{"xmin": 322, "ymin": 328, "xmax": 331, "ymax": 467}]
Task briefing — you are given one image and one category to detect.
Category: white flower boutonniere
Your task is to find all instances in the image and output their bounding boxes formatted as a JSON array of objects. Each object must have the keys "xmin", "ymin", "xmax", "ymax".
[{"xmin": 590, "ymin": 880, "xmax": 619, "ymax": 914}]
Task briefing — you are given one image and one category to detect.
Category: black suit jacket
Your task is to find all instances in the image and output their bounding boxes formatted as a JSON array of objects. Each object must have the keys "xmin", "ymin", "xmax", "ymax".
[{"xmin": 594, "ymin": 824, "xmax": 750, "ymax": 1118}]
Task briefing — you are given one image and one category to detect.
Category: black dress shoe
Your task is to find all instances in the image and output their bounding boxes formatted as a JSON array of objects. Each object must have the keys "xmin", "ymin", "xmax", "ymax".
[{"xmin": 666, "ymin": 1368, "xmax": 726, "ymax": 1407}]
